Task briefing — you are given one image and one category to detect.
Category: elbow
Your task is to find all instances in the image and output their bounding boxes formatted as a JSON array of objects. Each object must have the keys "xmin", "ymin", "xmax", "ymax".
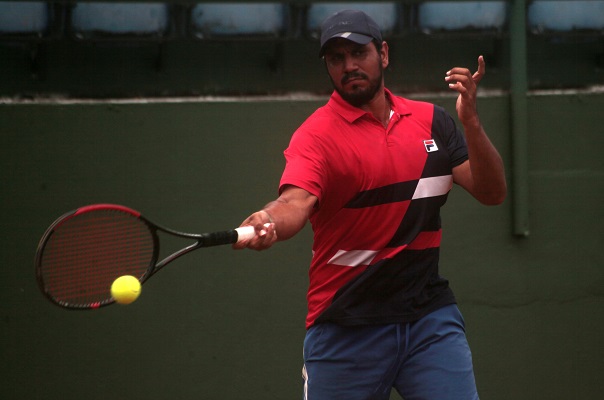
[
  {"xmin": 481, "ymin": 196, "xmax": 506, "ymax": 206},
  {"xmin": 478, "ymin": 184, "xmax": 507, "ymax": 206}
]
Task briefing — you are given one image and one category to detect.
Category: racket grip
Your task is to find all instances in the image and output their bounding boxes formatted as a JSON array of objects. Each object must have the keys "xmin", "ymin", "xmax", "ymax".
[
  {"xmin": 235, "ymin": 226, "xmax": 255, "ymax": 242},
  {"xmin": 235, "ymin": 224, "xmax": 271, "ymax": 243}
]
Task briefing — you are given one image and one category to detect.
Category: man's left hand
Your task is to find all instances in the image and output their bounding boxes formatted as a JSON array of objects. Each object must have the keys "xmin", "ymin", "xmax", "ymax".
[{"xmin": 446, "ymin": 55, "xmax": 485, "ymax": 127}]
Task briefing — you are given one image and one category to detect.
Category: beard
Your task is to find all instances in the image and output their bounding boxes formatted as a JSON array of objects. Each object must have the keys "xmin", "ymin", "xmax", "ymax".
[{"xmin": 331, "ymin": 66, "xmax": 384, "ymax": 108}]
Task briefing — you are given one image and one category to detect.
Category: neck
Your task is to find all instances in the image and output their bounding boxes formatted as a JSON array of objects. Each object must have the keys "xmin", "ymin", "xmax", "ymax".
[{"xmin": 360, "ymin": 88, "xmax": 390, "ymax": 128}]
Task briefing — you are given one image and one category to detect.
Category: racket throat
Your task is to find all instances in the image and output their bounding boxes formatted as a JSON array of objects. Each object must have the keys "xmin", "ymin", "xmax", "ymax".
[
  {"xmin": 155, "ymin": 242, "xmax": 200, "ymax": 270},
  {"xmin": 154, "ymin": 230, "xmax": 239, "ymax": 270}
]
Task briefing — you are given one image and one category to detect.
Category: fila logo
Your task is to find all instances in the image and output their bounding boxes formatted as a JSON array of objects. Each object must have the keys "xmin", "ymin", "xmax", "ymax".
[{"xmin": 424, "ymin": 140, "xmax": 439, "ymax": 153}]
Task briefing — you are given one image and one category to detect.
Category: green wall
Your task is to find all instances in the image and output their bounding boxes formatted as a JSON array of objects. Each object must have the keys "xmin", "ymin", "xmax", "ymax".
[
  {"xmin": 1, "ymin": 92, "xmax": 603, "ymax": 399},
  {"xmin": 2, "ymin": 3, "xmax": 603, "ymax": 398}
]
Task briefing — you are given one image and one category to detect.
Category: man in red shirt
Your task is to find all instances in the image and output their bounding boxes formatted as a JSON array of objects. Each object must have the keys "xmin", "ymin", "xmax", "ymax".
[{"xmin": 235, "ymin": 9, "xmax": 506, "ymax": 400}]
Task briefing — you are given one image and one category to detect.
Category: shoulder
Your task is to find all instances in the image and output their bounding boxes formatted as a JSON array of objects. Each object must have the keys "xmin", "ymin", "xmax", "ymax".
[
  {"xmin": 388, "ymin": 92, "xmax": 437, "ymax": 121},
  {"xmin": 291, "ymin": 103, "xmax": 343, "ymax": 143},
  {"xmin": 391, "ymin": 93, "xmax": 454, "ymax": 128},
  {"xmin": 394, "ymin": 96, "xmax": 434, "ymax": 111}
]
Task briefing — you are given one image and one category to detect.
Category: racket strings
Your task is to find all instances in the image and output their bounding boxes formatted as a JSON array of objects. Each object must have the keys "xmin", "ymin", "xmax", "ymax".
[{"xmin": 39, "ymin": 210, "xmax": 155, "ymax": 307}]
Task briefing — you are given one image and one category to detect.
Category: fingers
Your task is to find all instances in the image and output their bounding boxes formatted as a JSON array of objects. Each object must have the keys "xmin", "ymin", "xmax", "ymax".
[
  {"xmin": 232, "ymin": 223, "xmax": 277, "ymax": 250},
  {"xmin": 445, "ymin": 69, "xmax": 470, "ymax": 93},
  {"xmin": 473, "ymin": 55, "xmax": 485, "ymax": 84},
  {"xmin": 445, "ymin": 69, "xmax": 472, "ymax": 92},
  {"xmin": 232, "ymin": 212, "xmax": 277, "ymax": 251},
  {"xmin": 247, "ymin": 222, "xmax": 277, "ymax": 251},
  {"xmin": 445, "ymin": 55, "xmax": 486, "ymax": 93}
]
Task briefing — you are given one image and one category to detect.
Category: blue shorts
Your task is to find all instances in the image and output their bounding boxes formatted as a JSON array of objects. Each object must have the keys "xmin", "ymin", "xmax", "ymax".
[{"xmin": 302, "ymin": 304, "xmax": 479, "ymax": 400}]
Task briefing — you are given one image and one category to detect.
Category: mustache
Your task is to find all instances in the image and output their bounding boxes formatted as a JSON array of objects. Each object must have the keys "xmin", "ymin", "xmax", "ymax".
[{"xmin": 341, "ymin": 72, "xmax": 368, "ymax": 85}]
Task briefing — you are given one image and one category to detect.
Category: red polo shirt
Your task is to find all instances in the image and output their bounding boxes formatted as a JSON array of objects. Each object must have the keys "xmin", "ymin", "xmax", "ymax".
[{"xmin": 280, "ymin": 89, "xmax": 468, "ymax": 328}]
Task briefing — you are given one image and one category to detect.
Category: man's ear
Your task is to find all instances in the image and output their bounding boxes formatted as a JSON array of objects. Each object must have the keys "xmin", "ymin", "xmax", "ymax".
[{"xmin": 380, "ymin": 41, "xmax": 389, "ymax": 69}]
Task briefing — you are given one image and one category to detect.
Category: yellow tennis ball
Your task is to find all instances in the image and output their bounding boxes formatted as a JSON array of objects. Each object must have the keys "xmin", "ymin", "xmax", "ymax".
[{"xmin": 111, "ymin": 275, "xmax": 141, "ymax": 305}]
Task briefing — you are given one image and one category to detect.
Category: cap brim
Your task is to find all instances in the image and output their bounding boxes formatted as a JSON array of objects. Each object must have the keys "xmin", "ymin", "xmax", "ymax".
[{"xmin": 319, "ymin": 33, "xmax": 374, "ymax": 57}]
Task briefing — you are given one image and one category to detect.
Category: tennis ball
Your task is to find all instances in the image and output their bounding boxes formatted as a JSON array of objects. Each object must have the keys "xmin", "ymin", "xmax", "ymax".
[{"xmin": 111, "ymin": 275, "xmax": 141, "ymax": 305}]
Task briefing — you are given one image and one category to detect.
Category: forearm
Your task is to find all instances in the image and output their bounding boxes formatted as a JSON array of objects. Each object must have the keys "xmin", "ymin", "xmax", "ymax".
[
  {"xmin": 463, "ymin": 118, "xmax": 507, "ymax": 205},
  {"xmin": 234, "ymin": 186, "xmax": 317, "ymax": 250},
  {"xmin": 262, "ymin": 197, "xmax": 311, "ymax": 241}
]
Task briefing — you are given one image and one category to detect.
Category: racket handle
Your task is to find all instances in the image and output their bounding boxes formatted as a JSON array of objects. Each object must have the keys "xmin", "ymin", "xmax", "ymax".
[{"xmin": 235, "ymin": 224, "xmax": 271, "ymax": 243}]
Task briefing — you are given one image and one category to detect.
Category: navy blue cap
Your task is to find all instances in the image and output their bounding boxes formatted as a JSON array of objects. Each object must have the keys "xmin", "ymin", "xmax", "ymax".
[{"xmin": 319, "ymin": 10, "xmax": 382, "ymax": 57}]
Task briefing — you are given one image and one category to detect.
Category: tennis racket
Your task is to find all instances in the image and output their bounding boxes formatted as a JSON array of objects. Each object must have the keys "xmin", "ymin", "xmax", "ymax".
[{"xmin": 35, "ymin": 204, "xmax": 258, "ymax": 310}]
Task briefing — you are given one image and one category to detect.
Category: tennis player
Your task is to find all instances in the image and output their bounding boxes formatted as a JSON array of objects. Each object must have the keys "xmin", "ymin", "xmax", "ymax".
[{"xmin": 235, "ymin": 9, "xmax": 506, "ymax": 400}]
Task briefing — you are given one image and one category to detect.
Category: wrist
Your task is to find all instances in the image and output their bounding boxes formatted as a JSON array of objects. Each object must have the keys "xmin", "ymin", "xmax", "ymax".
[
  {"xmin": 260, "ymin": 209, "xmax": 274, "ymax": 224},
  {"xmin": 462, "ymin": 115, "xmax": 481, "ymax": 132}
]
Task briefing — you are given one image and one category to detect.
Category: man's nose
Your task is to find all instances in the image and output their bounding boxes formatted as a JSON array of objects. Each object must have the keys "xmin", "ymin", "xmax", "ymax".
[{"xmin": 342, "ymin": 54, "xmax": 358, "ymax": 71}]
